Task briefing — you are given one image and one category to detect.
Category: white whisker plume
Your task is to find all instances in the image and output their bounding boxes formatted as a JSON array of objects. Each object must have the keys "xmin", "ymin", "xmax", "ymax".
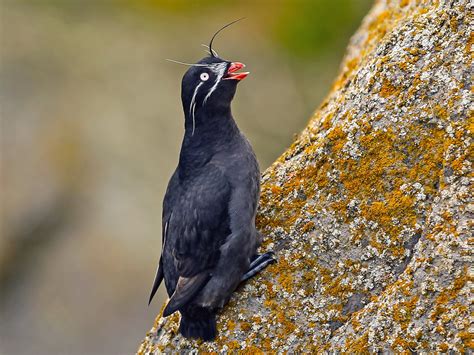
[
  {"xmin": 190, "ymin": 82, "xmax": 203, "ymax": 136},
  {"xmin": 203, "ymin": 62, "xmax": 227, "ymax": 104},
  {"xmin": 166, "ymin": 59, "xmax": 209, "ymax": 67}
]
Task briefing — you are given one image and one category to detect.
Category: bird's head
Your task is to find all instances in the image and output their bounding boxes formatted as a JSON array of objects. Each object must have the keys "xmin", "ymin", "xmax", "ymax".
[
  {"xmin": 168, "ymin": 19, "xmax": 249, "ymax": 134},
  {"xmin": 181, "ymin": 55, "xmax": 248, "ymax": 114}
]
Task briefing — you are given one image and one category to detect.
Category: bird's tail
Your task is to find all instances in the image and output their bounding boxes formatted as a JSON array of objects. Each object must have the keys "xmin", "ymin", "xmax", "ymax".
[{"xmin": 179, "ymin": 306, "xmax": 216, "ymax": 341}]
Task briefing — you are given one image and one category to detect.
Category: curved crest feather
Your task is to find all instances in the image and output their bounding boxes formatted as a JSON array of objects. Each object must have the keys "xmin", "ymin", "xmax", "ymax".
[
  {"xmin": 208, "ymin": 18, "xmax": 245, "ymax": 58},
  {"xmin": 166, "ymin": 18, "xmax": 245, "ymax": 67}
]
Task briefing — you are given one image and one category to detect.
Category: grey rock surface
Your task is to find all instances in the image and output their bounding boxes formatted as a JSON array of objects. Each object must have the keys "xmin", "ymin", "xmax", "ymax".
[{"xmin": 139, "ymin": 0, "xmax": 473, "ymax": 352}]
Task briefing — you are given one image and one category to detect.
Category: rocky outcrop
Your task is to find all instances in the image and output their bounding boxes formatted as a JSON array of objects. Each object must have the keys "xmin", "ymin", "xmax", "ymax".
[{"xmin": 138, "ymin": 0, "xmax": 473, "ymax": 352}]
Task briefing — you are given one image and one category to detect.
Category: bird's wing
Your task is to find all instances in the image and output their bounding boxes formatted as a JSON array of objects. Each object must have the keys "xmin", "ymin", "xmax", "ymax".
[
  {"xmin": 148, "ymin": 170, "xmax": 179, "ymax": 305},
  {"xmin": 162, "ymin": 272, "xmax": 211, "ymax": 316},
  {"xmin": 163, "ymin": 163, "xmax": 231, "ymax": 313},
  {"xmin": 191, "ymin": 150, "xmax": 261, "ymax": 309}
]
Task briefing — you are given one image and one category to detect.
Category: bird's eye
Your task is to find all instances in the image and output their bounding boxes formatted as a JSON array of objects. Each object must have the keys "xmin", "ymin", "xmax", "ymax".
[{"xmin": 200, "ymin": 73, "xmax": 209, "ymax": 81}]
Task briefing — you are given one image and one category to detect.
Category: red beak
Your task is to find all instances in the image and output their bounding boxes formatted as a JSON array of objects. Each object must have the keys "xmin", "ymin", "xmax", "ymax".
[{"xmin": 224, "ymin": 62, "xmax": 249, "ymax": 81}]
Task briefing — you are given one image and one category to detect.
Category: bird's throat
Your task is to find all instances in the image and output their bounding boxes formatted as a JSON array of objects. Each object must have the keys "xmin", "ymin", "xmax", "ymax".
[
  {"xmin": 180, "ymin": 107, "xmax": 239, "ymax": 174},
  {"xmin": 184, "ymin": 105, "xmax": 237, "ymax": 139}
]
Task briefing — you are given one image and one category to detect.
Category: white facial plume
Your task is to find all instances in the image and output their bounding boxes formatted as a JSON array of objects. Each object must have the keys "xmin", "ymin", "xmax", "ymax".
[{"xmin": 189, "ymin": 62, "xmax": 228, "ymax": 136}]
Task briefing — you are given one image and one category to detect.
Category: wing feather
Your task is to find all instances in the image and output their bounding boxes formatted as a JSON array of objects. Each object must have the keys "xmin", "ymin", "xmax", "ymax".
[
  {"xmin": 162, "ymin": 272, "xmax": 211, "ymax": 317},
  {"xmin": 161, "ymin": 163, "xmax": 231, "ymax": 312},
  {"xmin": 148, "ymin": 170, "xmax": 179, "ymax": 305}
]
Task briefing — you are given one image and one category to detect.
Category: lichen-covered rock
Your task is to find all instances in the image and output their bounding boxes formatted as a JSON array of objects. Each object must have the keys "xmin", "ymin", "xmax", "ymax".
[{"xmin": 138, "ymin": 0, "xmax": 473, "ymax": 352}]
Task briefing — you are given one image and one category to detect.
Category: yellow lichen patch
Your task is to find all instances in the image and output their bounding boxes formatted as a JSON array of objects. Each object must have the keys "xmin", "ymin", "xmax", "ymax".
[
  {"xmin": 276, "ymin": 258, "xmax": 295, "ymax": 293},
  {"xmin": 361, "ymin": 190, "xmax": 416, "ymax": 252},
  {"xmin": 275, "ymin": 309, "xmax": 297, "ymax": 336},
  {"xmin": 392, "ymin": 335, "xmax": 418, "ymax": 353},
  {"xmin": 258, "ymin": 157, "xmax": 329, "ymax": 234},
  {"xmin": 226, "ymin": 340, "xmax": 241, "ymax": 352},
  {"xmin": 241, "ymin": 345, "xmax": 265, "ymax": 355},
  {"xmin": 458, "ymin": 330, "xmax": 474, "ymax": 350},
  {"xmin": 270, "ymin": 185, "xmax": 282, "ymax": 195},
  {"xmin": 263, "ymin": 280, "xmax": 276, "ymax": 299},
  {"xmin": 366, "ymin": 10, "xmax": 391, "ymax": 45},
  {"xmin": 466, "ymin": 31, "xmax": 474, "ymax": 56},
  {"xmin": 226, "ymin": 320, "xmax": 236, "ymax": 331},
  {"xmin": 344, "ymin": 332, "xmax": 370, "ymax": 353},
  {"xmin": 379, "ymin": 78, "xmax": 402, "ymax": 97},
  {"xmin": 301, "ymin": 221, "xmax": 315, "ymax": 234},
  {"xmin": 392, "ymin": 295, "xmax": 420, "ymax": 330},
  {"xmin": 340, "ymin": 127, "xmax": 400, "ymax": 198},
  {"xmin": 331, "ymin": 57, "xmax": 360, "ymax": 91},
  {"xmin": 406, "ymin": 128, "xmax": 447, "ymax": 193},
  {"xmin": 430, "ymin": 267, "xmax": 471, "ymax": 322},
  {"xmin": 451, "ymin": 151, "xmax": 468, "ymax": 172},
  {"xmin": 327, "ymin": 125, "xmax": 347, "ymax": 154},
  {"xmin": 400, "ymin": 0, "xmax": 409, "ymax": 7},
  {"xmin": 438, "ymin": 343, "xmax": 449, "ymax": 352},
  {"xmin": 323, "ymin": 273, "xmax": 354, "ymax": 298},
  {"xmin": 240, "ymin": 322, "xmax": 251, "ymax": 332},
  {"xmin": 350, "ymin": 313, "xmax": 361, "ymax": 332}
]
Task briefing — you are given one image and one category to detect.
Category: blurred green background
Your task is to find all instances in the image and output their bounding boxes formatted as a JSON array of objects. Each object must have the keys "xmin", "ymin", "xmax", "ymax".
[{"xmin": 0, "ymin": 0, "xmax": 371, "ymax": 353}]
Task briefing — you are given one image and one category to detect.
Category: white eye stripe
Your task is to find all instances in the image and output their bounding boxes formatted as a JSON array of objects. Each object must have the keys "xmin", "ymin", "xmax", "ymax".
[
  {"xmin": 190, "ymin": 82, "xmax": 203, "ymax": 136},
  {"xmin": 203, "ymin": 62, "xmax": 227, "ymax": 104},
  {"xmin": 188, "ymin": 62, "xmax": 227, "ymax": 138}
]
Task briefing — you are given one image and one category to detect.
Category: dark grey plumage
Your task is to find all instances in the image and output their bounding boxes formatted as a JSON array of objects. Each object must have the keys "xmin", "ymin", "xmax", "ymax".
[{"xmin": 148, "ymin": 54, "xmax": 275, "ymax": 341}]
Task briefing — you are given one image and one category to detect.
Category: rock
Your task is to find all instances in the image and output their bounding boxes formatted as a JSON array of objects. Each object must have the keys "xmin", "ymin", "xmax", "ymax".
[{"xmin": 138, "ymin": 0, "xmax": 473, "ymax": 352}]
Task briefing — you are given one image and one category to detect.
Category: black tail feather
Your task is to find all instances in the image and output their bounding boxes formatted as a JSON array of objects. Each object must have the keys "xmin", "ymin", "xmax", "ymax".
[
  {"xmin": 179, "ymin": 307, "xmax": 216, "ymax": 341},
  {"xmin": 148, "ymin": 258, "xmax": 164, "ymax": 305}
]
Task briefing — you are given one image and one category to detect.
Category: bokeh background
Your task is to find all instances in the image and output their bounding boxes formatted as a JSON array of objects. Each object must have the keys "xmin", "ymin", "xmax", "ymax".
[{"xmin": 0, "ymin": 1, "xmax": 371, "ymax": 354}]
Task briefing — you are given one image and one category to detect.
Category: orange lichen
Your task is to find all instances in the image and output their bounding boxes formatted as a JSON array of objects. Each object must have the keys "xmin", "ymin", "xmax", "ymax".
[
  {"xmin": 466, "ymin": 31, "xmax": 474, "ymax": 55},
  {"xmin": 379, "ymin": 78, "xmax": 402, "ymax": 97},
  {"xmin": 263, "ymin": 280, "xmax": 276, "ymax": 299},
  {"xmin": 345, "ymin": 332, "xmax": 370, "ymax": 353},
  {"xmin": 301, "ymin": 221, "xmax": 315, "ymax": 233},
  {"xmin": 226, "ymin": 320, "xmax": 236, "ymax": 331},
  {"xmin": 270, "ymin": 185, "xmax": 282, "ymax": 195},
  {"xmin": 430, "ymin": 267, "xmax": 470, "ymax": 321},
  {"xmin": 331, "ymin": 57, "xmax": 360, "ymax": 91},
  {"xmin": 277, "ymin": 272, "xmax": 294, "ymax": 293},
  {"xmin": 367, "ymin": 10, "xmax": 391, "ymax": 43},
  {"xmin": 392, "ymin": 295, "xmax": 420, "ymax": 330},
  {"xmin": 241, "ymin": 346, "xmax": 265, "ymax": 355},
  {"xmin": 458, "ymin": 330, "xmax": 474, "ymax": 349},
  {"xmin": 327, "ymin": 125, "xmax": 347, "ymax": 153},
  {"xmin": 240, "ymin": 322, "xmax": 251, "ymax": 332},
  {"xmin": 392, "ymin": 336, "xmax": 418, "ymax": 352}
]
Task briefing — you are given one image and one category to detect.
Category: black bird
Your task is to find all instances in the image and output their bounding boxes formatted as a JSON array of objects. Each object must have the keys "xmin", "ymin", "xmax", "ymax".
[{"xmin": 148, "ymin": 22, "xmax": 275, "ymax": 341}]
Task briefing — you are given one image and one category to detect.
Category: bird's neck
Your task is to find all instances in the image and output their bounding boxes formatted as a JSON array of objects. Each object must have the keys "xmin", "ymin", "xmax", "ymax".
[{"xmin": 178, "ymin": 105, "xmax": 239, "ymax": 173}]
